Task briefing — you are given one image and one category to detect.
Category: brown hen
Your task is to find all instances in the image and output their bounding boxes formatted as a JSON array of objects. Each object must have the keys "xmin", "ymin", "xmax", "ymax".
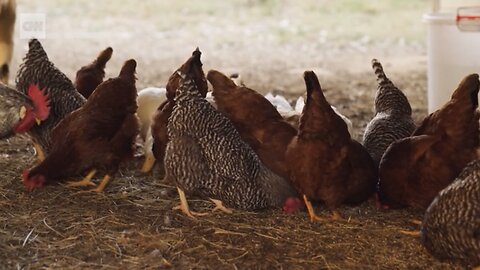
[
  {"xmin": 286, "ymin": 71, "xmax": 377, "ymax": 221},
  {"xmin": 207, "ymin": 69, "xmax": 297, "ymax": 180},
  {"xmin": 22, "ymin": 59, "xmax": 139, "ymax": 192},
  {"xmin": 378, "ymin": 73, "xmax": 480, "ymax": 209},
  {"xmin": 75, "ymin": 47, "xmax": 113, "ymax": 99}
]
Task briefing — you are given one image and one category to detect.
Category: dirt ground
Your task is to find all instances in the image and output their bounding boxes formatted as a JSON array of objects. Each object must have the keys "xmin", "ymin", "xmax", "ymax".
[{"xmin": 0, "ymin": 1, "xmax": 467, "ymax": 269}]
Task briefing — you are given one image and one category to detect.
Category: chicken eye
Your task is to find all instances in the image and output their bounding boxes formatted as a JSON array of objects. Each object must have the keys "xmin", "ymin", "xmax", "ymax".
[{"xmin": 19, "ymin": 106, "xmax": 27, "ymax": 120}]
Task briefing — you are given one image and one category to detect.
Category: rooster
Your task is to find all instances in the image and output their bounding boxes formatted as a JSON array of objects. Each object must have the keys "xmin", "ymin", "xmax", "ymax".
[
  {"xmin": 16, "ymin": 39, "xmax": 86, "ymax": 161},
  {"xmin": 22, "ymin": 60, "xmax": 139, "ymax": 192},
  {"xmin": 0, "ymin": 0, "xmax": 15, "ymax": 84},
  {"xmin": 164, "ymin": 51, "xmax": 296, "ymax": 218},
  {"xmin": 75, "ymin": 47, "xmax": 113, "ymax": 99},
  {"xmin": 378, "ymin": 74, "xmax": 480, "ymax": 209},
  {"xmin": 285, "ymin": 71, "xmax": 377, "ymax": 221},
  {"xmin": 421, "ymin": 159, "xmax": 480, "ymax": 268},
  {"xmin": 362, "ymin": 59, "xmax": 416, "ymax": 167},
  {"xmin": 0, "ymin": 83, "xmax": 49, "ymax": 138}
]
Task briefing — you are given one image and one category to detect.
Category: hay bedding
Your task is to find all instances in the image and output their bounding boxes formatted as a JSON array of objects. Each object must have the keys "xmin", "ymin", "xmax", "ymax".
[{"xmin": 0, "ymin": 71, "xmax": 462, "ymax": 269}]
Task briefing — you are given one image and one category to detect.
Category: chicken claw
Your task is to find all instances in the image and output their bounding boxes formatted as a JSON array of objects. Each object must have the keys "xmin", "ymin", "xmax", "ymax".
[
  {"xmin": 398, "ymin": 219, "xmax": 422, "ymax": 236},
  {"xmin": 399, "ymin": 230, "xmax": 421, "ymax": 236},
  {"xmin": 66, "ymin": 170, "xmax": 97, "ymax": 187},
  {"xmin": 210, "ymin": 198, "xmax": 233, "ymax": 214},
  {"xmin": 33, "ymin": 143, "xmax": 45, "ymax": 162},
  {"xmin": 173, "ymin": 187, "xmax": 208, "ymax": 218},
  {"xmin": 87, "ymin": 174, "xmax": 111, "ymax": 193},
  {"xmin": 141, "ymin": 152, "xmax": 156, "ymax": 173},
  {"xmin": 303, "ymin": 194, "xmax": 327, "ymax": 222}
]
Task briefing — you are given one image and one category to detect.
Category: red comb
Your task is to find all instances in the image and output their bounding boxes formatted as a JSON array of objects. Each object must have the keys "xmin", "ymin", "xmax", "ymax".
[{"xmin": 27, "ymin": 84, "xmax": 50, "ymax": 121}]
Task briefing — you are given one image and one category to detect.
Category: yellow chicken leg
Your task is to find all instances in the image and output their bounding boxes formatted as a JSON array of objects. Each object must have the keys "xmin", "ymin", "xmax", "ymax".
[
  {"xmin": 33, "ymin": 143, "xmax": 45, "ymax": 162},
  {"xmin": 210, "ymin": 198, "xmax": 233, "ymax": 214},
  {"xmin": 303, "ymin": 194, "xmax": 326, "ymax": 222},
  {"xmin": 87, "ymin": 175, "xmax": 111, "ymax": 193},
  {"xmin": 172, "ymin": 187, "xmax": 208, "ymax": 218},
  {"xmin": 66, "ymin": 170, "xmax": 97, "ymax": 187},
  {"xmin": 141, "ymin": 152, "xmax": 156, "ymax": 173},
  {"xmin": 400, "ymin": 230, "xmax": 421, "ymax": 236}
]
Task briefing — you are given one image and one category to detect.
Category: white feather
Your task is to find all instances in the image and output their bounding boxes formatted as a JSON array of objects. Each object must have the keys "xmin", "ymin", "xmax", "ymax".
[
  {"xmin": 205, "ymin": 91, "xmax": 217, "ymax": 108},
  {"xmin": 136, "ymin": 87, "xmax": 167, "ymax": 141},
  {"xmin": 264, "ymin": 92, "xmax": 293, "ymax": 114},
  {"xmin": 275, "ymin": 94, "xmax": 354, "ymax": 135}
]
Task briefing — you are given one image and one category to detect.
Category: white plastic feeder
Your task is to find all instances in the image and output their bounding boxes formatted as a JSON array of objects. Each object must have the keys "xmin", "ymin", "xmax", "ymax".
[{"xmin": 424, "ymin": 1, "xmax": 480, "ymax": 113}]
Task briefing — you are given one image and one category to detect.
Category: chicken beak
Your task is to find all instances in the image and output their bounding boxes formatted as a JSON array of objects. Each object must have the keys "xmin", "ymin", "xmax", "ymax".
[
  {"xmin": 19, "ymin": 106, "xmax": 27, "ymax": 120},
  {"xmin": 35, "ymin": 118, "xmax": 41, "ymax": 125}
]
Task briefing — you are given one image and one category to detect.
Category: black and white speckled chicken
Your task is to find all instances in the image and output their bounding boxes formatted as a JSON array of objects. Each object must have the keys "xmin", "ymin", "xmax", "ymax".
[
  {"xmin": 421, "ymin": 159, "xmax": 480, "ymax": 268},
  {"xmin": 0, "ymin": 83, "xmax": 49, "ymax": 139},
  {"xmin": 15, "ymin": 39, "xmax": 86, "ymax": 160},
  {"xmin": 362, "ymin": 59, "xmax": 416, "ymax": 167},
  {"xmin": 164, "ymin": 52, "xmax": 296, "ymax": 218}
]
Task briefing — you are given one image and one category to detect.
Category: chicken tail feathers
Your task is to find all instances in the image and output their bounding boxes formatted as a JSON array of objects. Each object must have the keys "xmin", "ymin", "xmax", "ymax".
[
  {"xmin": 207, "ymin": 69, "xmax": 237, "ymax": 92},
  {"xmin": 372, "ymin": 59, "xmax": 392, "ymax": 87},
  {"xmin": 94, "ymin": 47, "xmax": 113, "ymax": 69},
  {"xmin": 119, "ymin": 59, "xmax": 137, "ymax": 82},
  {"xmin": 451, "ymin": 73, "xmax": 479, "ymax": 109},
  {"xmin": 191, "ymin": 47, "xmax": 202, "ymax": 67},
  {"xmin": 303, "ymin": 70, "xmax": 327, "ymax": 106},
  {"xmin": 27, "ymin": 39, "xmax": 48, "ymax": 60}
]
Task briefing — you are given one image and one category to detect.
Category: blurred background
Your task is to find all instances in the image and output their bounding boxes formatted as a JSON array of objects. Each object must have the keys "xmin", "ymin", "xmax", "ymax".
[
  {"xmin": 10, "ymin": 0, "xmax": 480, "ymax": 132},
  {"xmin": 14, "ymin": 0, "xmax": 432, "ymax": 90}
]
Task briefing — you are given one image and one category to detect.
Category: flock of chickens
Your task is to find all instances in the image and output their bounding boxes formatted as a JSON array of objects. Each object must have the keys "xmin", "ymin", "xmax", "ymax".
[{"xmin": 0, "ymin": 39, "xmax": 479, "ymax": 267}]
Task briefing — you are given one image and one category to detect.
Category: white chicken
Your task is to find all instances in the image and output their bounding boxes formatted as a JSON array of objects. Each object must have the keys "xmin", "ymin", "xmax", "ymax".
[
  {"xmin": 265, "ymin": 93, "xmax": 354, "ymax": 135},
  {"xmin": 136, "ymin": 87, "xmax": 167, "ymax": 172},
  {"xmin": 228, "ymin": 72, "xmax": 353, "ymax": 134}
]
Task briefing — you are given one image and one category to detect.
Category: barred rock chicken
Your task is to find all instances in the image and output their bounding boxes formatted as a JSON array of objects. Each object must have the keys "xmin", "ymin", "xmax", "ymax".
[
  {"xmin": 420, "ymin": 159, "xmax": 480, "ymax": 268},
  {"xmin": 285, "ymin": 71, "xmax": 377, "ymax": 221},
  {"xmin": 164, "ymin": 63, "xmax": 296, "ymax": 218},
  {"xmin": 378, "ymin": 74, "xmax": 480, "ymax": 209},
  {"xmin": 207, "ymin": 69, "xmax": 297, "ymax": 180},
  {"xmin": 0, "ymin": 84, "xmax": 49, "ymax": 139},
  {"xmin": 22, "ymin": 60, "xmax": 139, "ymax": 192},
  {"xmin": 75, "ymin": 47, "xmax": 113, "ymax": 99},
  {"xmin": 16, "ymin": 39, "xmax": 86, "ymax": 160},
  {"xmin": 362, "ymin": 59, "xmax": 416, "ymax": 167},
  {"xmin": 136, "ymin": 87, "xmax": 166, "ymax": 172},
  {"xmin": 0, "ymin": 0, "xmax": 15, "ymax": 84},
  {"xmin": 150, "ymin": 49, "xmax": 208, "ymax": 171}
]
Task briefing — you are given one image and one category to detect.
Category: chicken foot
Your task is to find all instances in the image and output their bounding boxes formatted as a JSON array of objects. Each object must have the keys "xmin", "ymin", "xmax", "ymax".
[
  {"xmin": 87, "ymin": 175, "xmax": 111, "ymax": 193},
  {"xmin": 399, "ymin": 219, "xmax": 422, "ymax": 236},
  {"xmin": 141, "ymin": 152, "xmax": 156, "ymax": 173},
  {"xmin": 210, "ymin": 198, "xmax": 233, "ymax": 214},
  {"xmin": 399, "ymin": 230, "xmax": 421, "ymax": 236},
  {"xmin": 66, "ymin": 170, "xmax": 97, "ymax": 187},
  {"xmin": 303, "ymin": 195, "xmax": 327, "ymax": 222},
  {"xmin": 303, "ymin": 195, "xmax": 344, "ymax": 222},
  {"xmin": 33, "ymin": 143, "xmax": 45, "ymax": 162},
  {"xmin": 173, "ymin": 187, "xmax": 208, "ymax": 218}
]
